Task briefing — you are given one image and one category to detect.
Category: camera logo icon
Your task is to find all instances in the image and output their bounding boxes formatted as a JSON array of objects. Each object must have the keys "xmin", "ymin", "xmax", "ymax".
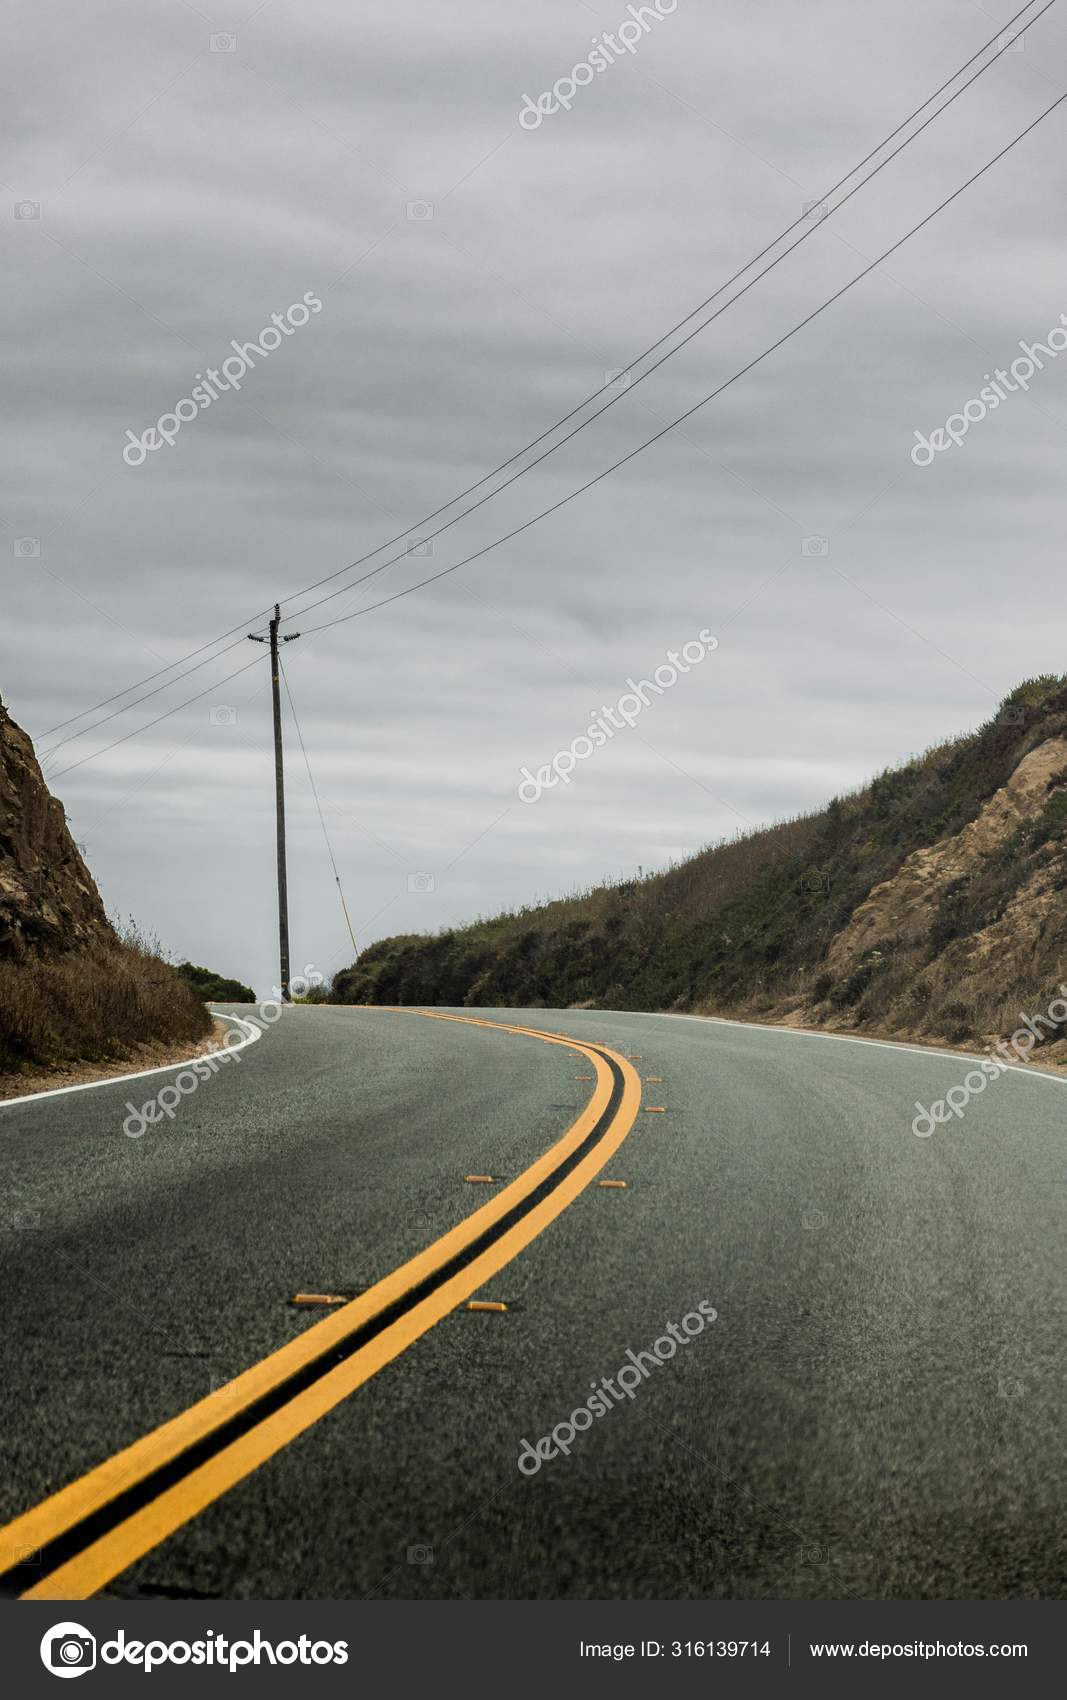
[
  {"xmin": 995, "ymin": 703, "xmax": 1025, "ymax": 728},
  {"xmin": 210, "ymin": 32, "xmax": 237, "ymax": 52},
  {"xmin": 40, "ymin": 1622, "xmax": 96, "ymax": 1678},
  {"xmin": 407, "ymin": 872, "xmax": 435, "ymax": 894},
  {"xmin": 206, "ymin": 1371, "xmax": 244, "ymax": 1406},
  {"xmin": 8, "ymin": 1207, "xmax": 42, "ymax": 1231},
  {"xmin": 405, "ymin": 200, "xmax": 435, "ymax": 221},
  {"xmin": 605, "ymin": 368, "xmax": 631, "ymax": 391},
  {"xmin": 996, "ymin": 30, "xmax": 1024, "ymax": 51},
  {"xmin": 14, "ymin": 537, "xmax": 41, "ymax": 557},
  {"xmin": 407, "ymin": 1543, "xmax": 434, "ymax": 1565},
  {"xmin": 802, "ymin": 200, "xmax": 828, "ymax": 221},
  {"xmin": 405, "ymin": 538, "xmax": 433, "ymax": 557},
  {"xmin": 14, "ymin": 199, "xmax": 41, "ymax": 220},
  {"xmin": 209, "ymin": 704, "xmax": 238, "ymax": 727},
  {"xmin": 801, "ymin": 535, "xmax": 829, "ymax": 557}
]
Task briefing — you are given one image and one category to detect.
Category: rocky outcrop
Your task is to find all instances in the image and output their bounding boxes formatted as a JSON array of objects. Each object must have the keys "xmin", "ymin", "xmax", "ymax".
[
  {"xmin": 0, "ymin": 694, "xmax": 113, "ymax": 959},
  {"xmin": 824, "ymin": 738, "xmax": 1067, "ymax": 971}
]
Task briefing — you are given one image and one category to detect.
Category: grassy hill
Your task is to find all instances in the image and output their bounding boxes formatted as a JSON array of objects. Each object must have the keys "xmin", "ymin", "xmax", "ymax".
[{"xmin": 331, "ymin": 676, "xmax": 1067, "ymax": 1053}]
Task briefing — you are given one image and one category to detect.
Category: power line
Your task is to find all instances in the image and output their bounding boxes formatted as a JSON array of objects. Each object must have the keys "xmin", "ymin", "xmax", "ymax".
[
  {"xmin": 34, "ymin": 0, "xmax": 1050, "ymax": 744},
  {"xmin": 38, "ymin": 631, "xmax": 257, "ymax": 763},
  {"xmin": 47, "ymin": 651, "xmax": 269, "ymax": 779},
  {"xmin": 37, "ymin": 612, "xmax": 274, "ymax": 742},
  {"xmin": 48, "ymin": 77, "xmax": 1067, "ymax": 774},
  {"xmin": 300, "ymin": 85, "xmax": 1067, "ymax": 637},
  {"xmin": 279, "ymin": 657, "xmax": 359, "ymax": 957},
  {"xmin": 285, "ymin": 0, "xmax": 1056, "ymax": 627}
]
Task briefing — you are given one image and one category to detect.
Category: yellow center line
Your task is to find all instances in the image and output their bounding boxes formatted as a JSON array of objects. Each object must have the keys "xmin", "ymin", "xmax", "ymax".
[{"xmin": 5, "ymin": 1008, "xmax": 642, "ymax": 1600}]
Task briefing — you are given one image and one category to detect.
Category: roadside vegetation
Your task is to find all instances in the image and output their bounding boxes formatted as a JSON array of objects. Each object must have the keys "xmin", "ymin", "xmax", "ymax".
[
  {"xmin": 176, "ymin": 961, "xmax": 257, "ymax": 1003},
  {"xmin": 1, "ymin": 690, "xmax": 213, "ymax": 1081},
  {"xmin": 332, "ymin": 677, "xmax": 1067, "ymax": 1051},
  {"xmin": 0, "ymin": 920, "xmax": 211, "ymax": 1076}
]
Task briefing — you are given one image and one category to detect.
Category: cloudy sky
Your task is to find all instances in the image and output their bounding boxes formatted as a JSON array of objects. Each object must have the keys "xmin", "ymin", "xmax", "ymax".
[{"xmin": 4, "ymin": 0, "xmax": 1067, "ymax": 997}]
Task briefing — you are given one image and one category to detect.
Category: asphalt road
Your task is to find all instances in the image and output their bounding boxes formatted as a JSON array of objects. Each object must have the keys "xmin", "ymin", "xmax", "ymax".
[{"xmin": 0, "ymin": 1004, "xmax": 1063, "ymax": 1601}]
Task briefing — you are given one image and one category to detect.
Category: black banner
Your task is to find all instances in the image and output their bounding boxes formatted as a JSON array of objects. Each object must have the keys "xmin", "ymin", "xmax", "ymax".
[{"xmin": 7, "ymin": 1600, "xmax": 1062, "ymax": 1695}]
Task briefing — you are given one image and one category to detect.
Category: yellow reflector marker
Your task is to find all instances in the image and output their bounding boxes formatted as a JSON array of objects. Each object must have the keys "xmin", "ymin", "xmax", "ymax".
[
  {"xmin": 644, "ymin": 1106, "xmax": 667, "ymax": 1113},
  {"xmin": 598, "ymin": 1179, "xmax": 628, "ymax": 1189},
  {"xmin": 290, "ymin": 1294, "xmax": 347, "ymax": 1308},
  {"xmin": 644, "ymin": 1076, "xmax": 664, "ymax": 1083},
  {"xmin": 466, "ymin": 1300, "xmax": 508, "ymax": 1314}
]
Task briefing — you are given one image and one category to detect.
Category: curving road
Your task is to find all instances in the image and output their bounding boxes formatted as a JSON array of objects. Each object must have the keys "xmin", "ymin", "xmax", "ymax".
[{"xmin": 0, "ymin": 1004, "xmax": 1063, "ymax": 1601}]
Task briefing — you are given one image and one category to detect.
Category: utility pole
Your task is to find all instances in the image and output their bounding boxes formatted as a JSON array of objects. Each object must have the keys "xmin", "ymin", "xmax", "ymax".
[{"xmin": 249, "ymin": 604, "xmax": 300, "ymax": 1000}]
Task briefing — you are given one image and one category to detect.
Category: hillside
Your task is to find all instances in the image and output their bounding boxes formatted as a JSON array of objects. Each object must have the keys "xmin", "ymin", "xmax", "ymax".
[
  {"xmin": 332, "ymin": 676, "xmax": 1067, "ymax": 1055},
  {"xmin": 0, "ymin": 691, "xmax": 210, "ymax": 1076},
  {"xmin": 0, "ymin": 695, "xmax": 112, "ymax": 956}
]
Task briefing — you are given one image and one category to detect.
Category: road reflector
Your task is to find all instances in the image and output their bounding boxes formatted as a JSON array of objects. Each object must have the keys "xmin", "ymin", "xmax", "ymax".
[
  {"xmin": 575, "ymin": 1074, "xmax": 595, "ymax": 1080},
  {"xmin": 644, "ymin": 1076, "xmax": 664, "ymax": 1083},
  {"xmin": 290, "ymin": 1293, "xmax": 348, "ymax": 1308},
  {"xmin": 466, "ymin": 1300, "xmax": 508, "ymax": 1313},
  {"xmin": 644, "ymin": 1106, "xmax": 667, "ymax": 1113},
  {"xmin": 598, "ymin": 1179, "xmax": 628, "ymax": 1189},
  {"xmin": 628, "ymin": 1055, "xmax": 642, "ymax": 1060},
  {"xmin": 464, "ymin": 1174, "xmax": 496, "ymax": 1184}
]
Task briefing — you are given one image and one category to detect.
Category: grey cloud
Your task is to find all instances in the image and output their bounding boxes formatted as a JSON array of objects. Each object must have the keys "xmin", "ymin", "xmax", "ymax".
[{"xmin": 4, "ymin": 0, "xmax": 1067, "ymax": 994}]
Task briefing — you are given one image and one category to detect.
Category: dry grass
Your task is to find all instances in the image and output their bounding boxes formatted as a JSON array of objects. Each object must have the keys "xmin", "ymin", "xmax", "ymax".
[{"xmin": 0, "ymin": 927, "xmax": 211, "ymax": 1075}]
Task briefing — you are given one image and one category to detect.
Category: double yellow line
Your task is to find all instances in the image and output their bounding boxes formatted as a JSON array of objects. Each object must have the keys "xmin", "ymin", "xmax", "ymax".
[{"xmin": 0, "ymin": 1010, "xmax": 641, "ymax": 1600}]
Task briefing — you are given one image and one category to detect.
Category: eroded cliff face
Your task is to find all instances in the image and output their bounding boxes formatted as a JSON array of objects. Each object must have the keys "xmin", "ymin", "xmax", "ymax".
[
  {"xmin": 825, "ymin": 737, "xmax": 1067, "ymax": 971},
  {"xmin": 0, "ymin": 694, "xmax": 113, "ymax": 959}
]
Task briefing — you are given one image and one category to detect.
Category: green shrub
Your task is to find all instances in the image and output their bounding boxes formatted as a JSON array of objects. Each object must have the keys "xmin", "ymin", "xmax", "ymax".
[{"xmin": 176, "ymin": 962, "xmax": 256, "ymax": 1003}]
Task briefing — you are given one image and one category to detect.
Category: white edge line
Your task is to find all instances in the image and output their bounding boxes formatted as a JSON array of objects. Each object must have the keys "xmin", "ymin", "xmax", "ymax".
[
  {"xmin": 651, "ymin": 1011, "xmax": 1067, "ymax": 1087},
  {"xmin": 0, "ymin": 1011, "xmax": 262, "ymax": 1112}
]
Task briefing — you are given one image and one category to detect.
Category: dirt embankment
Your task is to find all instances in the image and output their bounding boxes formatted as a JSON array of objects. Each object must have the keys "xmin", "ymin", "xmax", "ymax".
[{"xmin": 0, "ymin": 690, "xmax": 212, "ymax": 1079}]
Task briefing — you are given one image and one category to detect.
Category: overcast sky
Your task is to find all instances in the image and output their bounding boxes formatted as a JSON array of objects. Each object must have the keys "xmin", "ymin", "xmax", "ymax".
[{"xmin": 4, "ymin": 0, "xmax": 1067, "ymax": 997}]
